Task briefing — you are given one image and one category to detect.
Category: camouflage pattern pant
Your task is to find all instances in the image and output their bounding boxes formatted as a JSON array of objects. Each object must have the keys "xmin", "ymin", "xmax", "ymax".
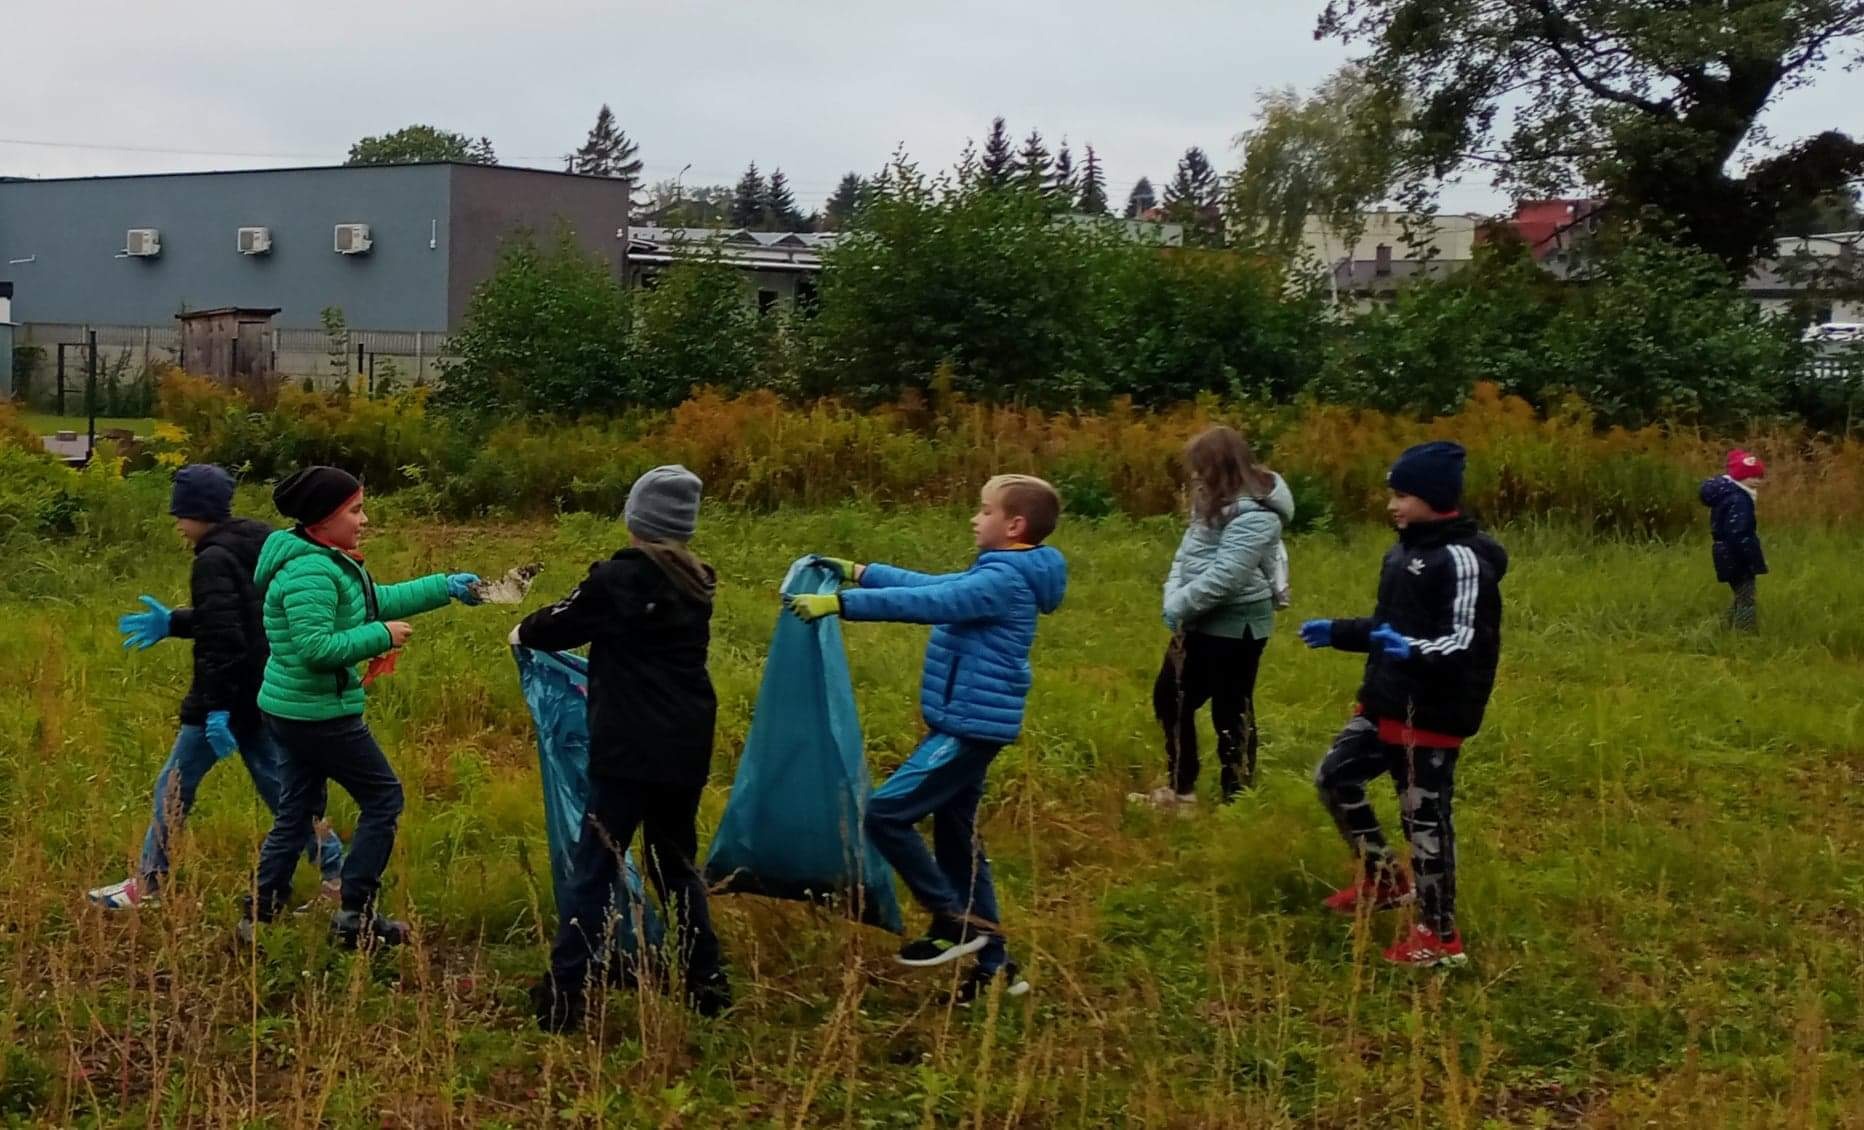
[{"xmin": 1315, "ymin": 716, "xmax": 1460, "ymax": 939}]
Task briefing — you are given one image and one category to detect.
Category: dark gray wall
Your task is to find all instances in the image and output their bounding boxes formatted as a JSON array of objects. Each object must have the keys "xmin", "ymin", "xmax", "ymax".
[
  {"xmin": 445, "ymin": 165, "xmax": 632, "ymax": 327},
  {"xmin": 0, "ymin": 165, "xmax": 453, "ymax": 330}
]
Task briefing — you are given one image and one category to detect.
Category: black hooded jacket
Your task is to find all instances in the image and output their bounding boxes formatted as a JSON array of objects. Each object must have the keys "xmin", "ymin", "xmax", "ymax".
[
  {"xmin": 167, "ymin": 518, "xmax": 275, "ymax": 728},
  {"xmin": 1331, "ymin": 516, "xmax": 1508, "ymax": 739},
  {"xmin": 515, "ymin": 547, "xmax": 718, "ymax": 787}
]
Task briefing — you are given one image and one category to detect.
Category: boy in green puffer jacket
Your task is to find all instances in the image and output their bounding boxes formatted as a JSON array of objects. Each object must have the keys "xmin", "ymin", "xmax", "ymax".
[{"xmin": 242, "ymin": 466, "xmax": 484, "ymax": 948}]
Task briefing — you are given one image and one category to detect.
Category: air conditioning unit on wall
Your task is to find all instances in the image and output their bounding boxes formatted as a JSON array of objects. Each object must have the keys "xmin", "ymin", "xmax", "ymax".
[
  {"xmin": 334, "ymin": 223, "xmax": 373, "ymax": 255},
  {"xmin": 238, "ymin": 226, "xmax": 273, "ymax": 255},
  {"xmin": 125, "ymin": 228, "xmax": 161, "ymax": 257}
]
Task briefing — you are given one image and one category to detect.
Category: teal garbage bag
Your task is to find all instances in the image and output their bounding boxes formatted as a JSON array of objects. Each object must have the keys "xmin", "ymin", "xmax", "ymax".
[
  {"xmin": 704, "ymin": 558, "xmax": 904, "ymax": 933},
  {"xmin": 513, "ymin": 645, "xmax": 664, "ymax": 956}
]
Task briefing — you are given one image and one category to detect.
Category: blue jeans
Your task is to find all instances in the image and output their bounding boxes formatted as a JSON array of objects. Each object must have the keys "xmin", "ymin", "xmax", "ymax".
[
  {"xmin": 140, "ymin": 722, "xmax": 344, "ymax": 884},
  {"xmin": 863, "ymin": 733, "xmax": 1008, "ymax": 971},
  {"xmin": 252, "ymin": 714, "xmax": 402, "ymax": 919}
]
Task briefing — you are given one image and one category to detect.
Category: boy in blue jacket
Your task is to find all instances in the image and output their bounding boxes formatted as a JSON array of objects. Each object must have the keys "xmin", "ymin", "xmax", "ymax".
[
  {"xmin": 789, "ymin": 475, "xmax": 1068, "ymax": 1004},
  {"xmin": 1701, "ymin": 449, "xmax": 1767, "ymax": 631}
]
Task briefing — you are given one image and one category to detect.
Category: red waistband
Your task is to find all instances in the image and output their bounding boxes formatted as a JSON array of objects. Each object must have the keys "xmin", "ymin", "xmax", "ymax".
[{"xmin": 1354, "ymin": 704, "xmax": 1464, "ymax": 749}]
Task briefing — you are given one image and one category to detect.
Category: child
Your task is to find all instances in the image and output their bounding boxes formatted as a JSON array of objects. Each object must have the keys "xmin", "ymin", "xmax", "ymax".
[
  {"xmin": 242, "ymin": 466, "xmax": 481, "ymax": 948},
  {"xmin": 1299, "ymin": 441, "xmax": 1505, "ymax": 968},
  {"xmin": 790, "ymin": 474, "xmax": 1068, "ymax": 1004},
  {"xmin": 1701, "ymin": 450, "xmax": 1767, "ymax": 631},
  {"xmin": 88, "ymin": 464, "xmax": 344, "ymax": 909},
  {"xmin": 520, "ymin": 466, "xmax": 730, "ymax": 1032},
  {"xmin": 1142, "ymin": 426, "xmax": 1294, "ymax": 808}
]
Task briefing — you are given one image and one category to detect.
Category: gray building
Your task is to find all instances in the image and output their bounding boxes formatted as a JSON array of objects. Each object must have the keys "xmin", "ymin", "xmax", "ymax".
[{"xmin": 0, "ymin": 163, "xmax": 632, "ymax": 332}]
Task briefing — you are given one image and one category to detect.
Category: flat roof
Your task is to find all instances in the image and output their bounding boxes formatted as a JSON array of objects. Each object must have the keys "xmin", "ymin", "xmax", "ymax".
[{"xmin": 0, "ymin": 161, "xmax": 630, "ymax": 186}]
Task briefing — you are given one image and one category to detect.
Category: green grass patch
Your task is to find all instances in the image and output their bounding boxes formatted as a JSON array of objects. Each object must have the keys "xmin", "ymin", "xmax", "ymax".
[{"xmin": 3, "ymin": 504, "xmax": 1861, "ymax": 1125}]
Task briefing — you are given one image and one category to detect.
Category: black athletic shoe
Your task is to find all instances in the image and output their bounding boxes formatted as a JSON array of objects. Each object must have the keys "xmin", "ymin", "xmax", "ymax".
[
  {"xmin": 330, "ymin": 910, "xmax": 412, "ymax": 951},
  {"xmin": 953, "ymin": 962, "xmax": 1031, "ymax": 1006},
  {"xmin": 530, "ymin": 976, "xmax": 585, "ymax": 1034},
  {"xmin": 895, "ymin": 917, "xmax": 991, "ymax": 968},
  {"xmin": 686, "ymin": 969, "xmax": 733, "ymax": 1018}
]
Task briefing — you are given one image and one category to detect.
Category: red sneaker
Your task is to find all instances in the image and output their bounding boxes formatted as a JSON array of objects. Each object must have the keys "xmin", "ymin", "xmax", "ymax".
[
  {"xmin": 1322, "ymin": 873, "xmax": 1414, "ymax": 915},
  {"xmin": 1383, "ymin": 923, "xmax": 1467, "ymax": 968}
]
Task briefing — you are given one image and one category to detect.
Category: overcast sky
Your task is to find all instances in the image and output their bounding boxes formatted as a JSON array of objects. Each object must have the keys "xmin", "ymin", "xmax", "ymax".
[{"xmin": 6, "ymin": 0, "xmax": 1860, "ymax": 216}]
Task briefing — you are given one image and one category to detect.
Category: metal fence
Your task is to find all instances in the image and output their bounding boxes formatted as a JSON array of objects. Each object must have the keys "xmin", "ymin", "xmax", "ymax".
[{"xmin": 13, "ymin": 322, "xmax": 456, "ymax": 390}]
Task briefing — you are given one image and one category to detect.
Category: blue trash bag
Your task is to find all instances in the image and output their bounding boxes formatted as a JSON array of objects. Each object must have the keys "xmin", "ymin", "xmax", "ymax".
[
  {"xmin": 512, "ymin": 645, "xmax": 664, "ymax": 956},
  {"xmin": 704, "ymin": 558, "xmax": 904, "ymax": 933}
]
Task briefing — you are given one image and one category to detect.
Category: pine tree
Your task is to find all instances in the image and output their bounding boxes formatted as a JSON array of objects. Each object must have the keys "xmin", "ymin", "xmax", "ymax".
[
  {"xmin": 823, "ymin": 173, "xmax": 867, "ymax": 230},
  {"xmin": 980, "ymin": 117, "xmax": 1016, "ymax": 188},
  {"xmin": 1048, "ymin": 141, "xmax": 1077, "ymax": 203},
  {"xmin": 564, "ymin": 104, "xmax": 642, "ymax": 180},
  {"xmin": 1077, "ymin": 145, "xmax": 1110, "ymax": 215},
  {"xmin": 1162, "ymin": 147, "xmax": 1222, "ymax": 244},
  {"xmin": 1015, "ymin": 129, "xmax": 1052, "ymax": 192},
  {"xmin": 763, "ymin": 168, "xmax": 804, "ymax": 230},
  {"xmin": 1124, "ymin": 176, "xmax": 1157, "ymax": 219},
  {"xmin": 731, "ymin": 162, "xmax": 767, "ymax": 229}
]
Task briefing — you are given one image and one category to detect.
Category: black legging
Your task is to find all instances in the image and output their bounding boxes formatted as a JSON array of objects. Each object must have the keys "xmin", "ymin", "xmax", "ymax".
[{"xmin": 1153, "ymin": 631, "xmax": 1267, "ymax": 799}]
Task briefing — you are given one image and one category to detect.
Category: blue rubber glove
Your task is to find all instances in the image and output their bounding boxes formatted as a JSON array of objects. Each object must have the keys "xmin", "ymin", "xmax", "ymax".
[
  {"xmin": 446, "ymin": 573, "xmax": 483, "ymax": 606},
  {"xmin": 204, "ymin": 711, "xmax": 238, "ymax": 761},
  {"xmin": 1299, "ymin": 619, "xmax": 1333, "ymax": 649},
  {"xmin": 118, "ymin": 596, "xmax": 172, "ymax": 650},
  {"xmin": 1369, "ymin": 623, "xmax": 1413, "ymax": 659},
  {"xmin": 785, "ymin": 593, "xmax": 841, "ymax": 623}
]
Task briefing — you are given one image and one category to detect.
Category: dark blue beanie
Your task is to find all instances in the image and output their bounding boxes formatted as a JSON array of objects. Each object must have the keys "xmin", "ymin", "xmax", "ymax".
[
  {"xmin": 1387, "ymin": 441, "xmax": 1466, "ymax": 513},
  {"xmin": 170, "ymin": 464, "xmax": 235, "ymax": 523}
]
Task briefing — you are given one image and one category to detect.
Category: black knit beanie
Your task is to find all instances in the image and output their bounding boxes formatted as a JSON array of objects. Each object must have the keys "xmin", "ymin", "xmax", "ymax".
[
  {"xmin": 1386, "ymin": 441, "xmax": 1466, "ymax": 514},
  {"xmin": 274, "ymin": 466, "xmax": 362, "ymax": 526}
]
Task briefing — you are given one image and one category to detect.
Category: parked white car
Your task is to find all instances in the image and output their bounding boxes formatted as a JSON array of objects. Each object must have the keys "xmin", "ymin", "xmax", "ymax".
[{"xmin": 1802, "ymin": 322, "xmax": 1863, "ymax": 344}]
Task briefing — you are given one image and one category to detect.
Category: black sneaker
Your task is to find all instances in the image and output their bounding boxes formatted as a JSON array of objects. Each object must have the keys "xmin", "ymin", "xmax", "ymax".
[
  {"xmin": 953, "ymin": 962, "xmax": 1031, "ymax": 1006},
  {"xmin": 530, "ymin": 976, "xmax": 585, "ymax": 1034},
  {"xmin": 685, "ymin": 969, "xmax": 733, "ymax": 1018},
  {"xmin": 330, "ymin": 910, "xmax": 412, "ymax": 951},
  {"xmin": 895, "ymin": 917, "xmax": 990, "ymax": 968}
]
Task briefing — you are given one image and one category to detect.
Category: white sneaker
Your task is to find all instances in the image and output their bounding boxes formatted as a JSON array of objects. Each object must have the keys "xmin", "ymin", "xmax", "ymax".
[
  {"xmin": 1126, "ymin": 787, "xmax": 1196, "ymax": 811},
  {"xmin": 88, "ymin": 877, "xmax": 158, "ymax": 910}
]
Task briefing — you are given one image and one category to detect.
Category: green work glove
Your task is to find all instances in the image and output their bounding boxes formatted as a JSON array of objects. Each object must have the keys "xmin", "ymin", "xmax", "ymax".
[
  {"xmin": 813, "ymin": 556, "xmax": 861, "ymax": 584},
  {"xmin": 784, "ymin": 593, "xmax": 842, "ymax": 623}
]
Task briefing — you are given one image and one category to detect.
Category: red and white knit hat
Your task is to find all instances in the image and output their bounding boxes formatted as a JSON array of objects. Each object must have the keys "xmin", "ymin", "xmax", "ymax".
[{"xmin": 1726, "ymin": 449, "xmax": 1766, "ymax": 482}]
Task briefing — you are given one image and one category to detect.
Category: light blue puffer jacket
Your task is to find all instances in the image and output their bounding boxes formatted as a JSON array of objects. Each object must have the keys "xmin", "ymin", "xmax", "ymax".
[
  {"xmin": 840, "ymin": 546, "xmax": 1068, "ymax": 745},
  {"xmin": 1163, "ymin": 473, "xmax": 1294, "ymax": 639}
]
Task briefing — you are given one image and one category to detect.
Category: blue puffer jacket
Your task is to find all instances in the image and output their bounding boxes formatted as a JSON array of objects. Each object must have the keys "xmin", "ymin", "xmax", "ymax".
[
  {"xmin": 841, "ymin": 546, "xmax": 1068, "ymax": 745},
  {"xmin": 1701, "ymin": 475, "xmax": 1767, "ymax": 583}
]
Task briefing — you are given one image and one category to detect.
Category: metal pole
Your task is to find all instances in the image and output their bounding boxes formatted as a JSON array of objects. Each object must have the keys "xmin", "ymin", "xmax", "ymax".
[
  {"xmin": 356, "ymin": 341, "xmax": 364, "ymax": 385},
  {"xmin": 86, "ymin": 329, "xmax": 98, "ymax": 461},
  {"xmin": 55, "ymin": 345, "xmax": 66, "ymax": 415},
  {"xmin": 414, "ymin": 331, "xmax": 424, "ymax": 384},
  {"xmin": 367, "ymin": 350, "xmax": 375, "ymax": 397}
]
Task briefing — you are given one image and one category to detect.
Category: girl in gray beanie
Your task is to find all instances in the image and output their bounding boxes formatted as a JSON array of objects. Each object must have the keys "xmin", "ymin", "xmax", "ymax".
[{"xmin": 516, "ymin": 465, "xmax": 729, "ymax": 1029}]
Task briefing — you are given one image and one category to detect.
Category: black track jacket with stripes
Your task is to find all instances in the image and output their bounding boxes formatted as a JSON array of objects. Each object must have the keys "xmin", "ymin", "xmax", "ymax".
[{"xmin": 1331, "ymin": 516, "xmax": 1507, "ymax": 739}]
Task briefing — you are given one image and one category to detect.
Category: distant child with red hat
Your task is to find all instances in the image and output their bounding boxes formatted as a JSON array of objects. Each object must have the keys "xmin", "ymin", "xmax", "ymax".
[{"xmin": 1701, "ymin": 450, "xmax": 1768, "ymax": 631}]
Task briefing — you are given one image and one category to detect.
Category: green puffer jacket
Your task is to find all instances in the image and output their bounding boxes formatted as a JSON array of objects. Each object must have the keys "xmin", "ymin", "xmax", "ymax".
[{"xmin": 254, "ymin": 529, "xmax": 453, "ymax": 721}]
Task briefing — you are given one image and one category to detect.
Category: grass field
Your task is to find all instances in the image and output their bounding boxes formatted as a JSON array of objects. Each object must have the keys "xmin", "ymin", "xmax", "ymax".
[{"xmin": 3, "ymin": 498, "xmax": 1862, "ymax": 1126}]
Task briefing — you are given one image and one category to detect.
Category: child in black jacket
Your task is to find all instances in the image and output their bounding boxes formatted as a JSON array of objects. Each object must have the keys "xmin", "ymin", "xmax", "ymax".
[
  {"xmin": 1701, "ymin": 449, "xmax": 1767, "ymax": 631},
  {"xmin": 517, "ymin": 465, "xmax": 729, "ymax": 1031},
  {"xmin": 89, "ymin": 464, "xmax": 344, "ymax": 909},
  {"xmin": 1300, "ymin": 442, "xmax": 1506, "ymax": 968}
]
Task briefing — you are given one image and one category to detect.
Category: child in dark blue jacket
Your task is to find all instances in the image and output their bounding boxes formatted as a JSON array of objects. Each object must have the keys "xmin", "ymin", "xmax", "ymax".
[
  {"xmin": 1701, "ymin": 449, "xmax": 1767, "ymax": 631},
  {"xmin": 789, "ymin": 475, "xmax": 1068, "ymax": 1004}
]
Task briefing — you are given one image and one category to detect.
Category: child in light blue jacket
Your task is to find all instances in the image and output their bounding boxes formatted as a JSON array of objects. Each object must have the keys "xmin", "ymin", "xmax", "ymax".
[
  {"xmin": 788, "ymin": 475, "xmax": 1067, "ymax": 1005},
  {"xmin": 1144, "ymin": 427, "xmax": 1292, "ymax": 806}
]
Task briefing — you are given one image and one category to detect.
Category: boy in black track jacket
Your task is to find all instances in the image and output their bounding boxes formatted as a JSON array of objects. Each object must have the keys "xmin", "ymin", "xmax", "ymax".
[
  {"xmin": 517, "ymin": 465, "xmax": 729, "ymax": 1032},
  {"xmin": 1299, "ymin": 441, "xmax": 1506, "ymax": 968}
]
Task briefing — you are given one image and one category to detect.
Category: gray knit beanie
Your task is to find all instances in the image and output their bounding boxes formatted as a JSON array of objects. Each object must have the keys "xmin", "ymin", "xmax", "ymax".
[{"xmin": 625, "ymin": 464, "xmax": 703, "ymax": 541}]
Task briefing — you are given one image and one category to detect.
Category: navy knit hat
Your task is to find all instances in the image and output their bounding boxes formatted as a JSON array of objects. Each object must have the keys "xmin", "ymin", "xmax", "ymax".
[
  {"xmin": 274, "ymin": 466, "xmax": 362, "ymax": 526},
  {"xmin": 1387, "ymin": 441, "xmax": 1466, "ymax": 513},
  {"xmin": 169, "ymin": 464, "xmax": 235, "ymax": 523}
]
